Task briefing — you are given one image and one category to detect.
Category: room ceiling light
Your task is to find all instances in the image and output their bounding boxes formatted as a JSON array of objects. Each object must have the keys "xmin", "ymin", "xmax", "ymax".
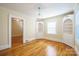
[
  {"xmin": 37, "ymin": 6, "xmax": 42, "ymax": 19},
  {"xmin": 38, "ymin": 7, "xmax": 40, "ymax": 17}
]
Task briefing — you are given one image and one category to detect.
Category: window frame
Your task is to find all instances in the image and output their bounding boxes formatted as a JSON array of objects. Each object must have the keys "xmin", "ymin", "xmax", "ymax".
[{"xmin": 47, "ymin": 21, "xmax": 56, "ymax": 34}]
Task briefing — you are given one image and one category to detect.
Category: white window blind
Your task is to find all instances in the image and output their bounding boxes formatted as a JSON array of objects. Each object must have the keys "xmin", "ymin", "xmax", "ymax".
[{"xmin": 47, "ymin": 22, "xmax": 56, "ymax": 34}]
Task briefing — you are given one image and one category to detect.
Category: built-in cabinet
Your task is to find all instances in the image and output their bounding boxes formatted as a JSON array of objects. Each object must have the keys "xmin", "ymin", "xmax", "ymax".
[
  {"xmin": 63, "ymin": 19, "xmax": 73, "ymax": 34},
  {"xmin": 36, "ymin": 21, "xmax": 44, "ymax": 38},
  {"xmin": 62, "ymin": 14, "xmax": 75, "ymax": 48}
]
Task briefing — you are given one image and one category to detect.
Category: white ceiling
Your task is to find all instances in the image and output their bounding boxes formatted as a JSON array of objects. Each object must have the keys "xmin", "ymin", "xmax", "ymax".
[{"xmin": 0, "ymin": 3, "xmax": 75, "ymax": 18}]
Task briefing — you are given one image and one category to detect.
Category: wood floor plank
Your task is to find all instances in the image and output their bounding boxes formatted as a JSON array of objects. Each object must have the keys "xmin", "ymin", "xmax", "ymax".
[{"xmin": 0, "ymin": 39, "xmax": 77, "ymax": 56}]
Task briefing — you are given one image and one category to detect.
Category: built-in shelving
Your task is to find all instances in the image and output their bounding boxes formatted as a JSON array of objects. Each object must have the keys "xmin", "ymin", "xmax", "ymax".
[{"xmin": 63, "ymin": 19, "xmax": 73, "ymax": 34}]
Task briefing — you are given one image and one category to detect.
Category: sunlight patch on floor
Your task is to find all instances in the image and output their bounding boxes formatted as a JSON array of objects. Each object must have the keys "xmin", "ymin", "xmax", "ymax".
[{"xmin": 46, "ymin": 46, "xmax": 56, "ymax": 56}]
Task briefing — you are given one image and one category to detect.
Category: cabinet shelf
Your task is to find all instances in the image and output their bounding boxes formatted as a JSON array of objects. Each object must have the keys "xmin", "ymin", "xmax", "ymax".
[{"xmin": 63, "ymin": 19, "xmax": 73, "ymax": 34}]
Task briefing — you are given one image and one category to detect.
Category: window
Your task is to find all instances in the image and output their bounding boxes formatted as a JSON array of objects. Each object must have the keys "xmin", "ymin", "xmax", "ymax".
[{"xmin": 47, "ymin": 22, "xmax": 56, "ymax": 34}]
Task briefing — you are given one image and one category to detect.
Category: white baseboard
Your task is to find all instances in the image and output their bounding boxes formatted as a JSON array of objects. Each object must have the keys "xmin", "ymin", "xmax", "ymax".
[
  {"xmin": 25, "ymin": 37, "xmax": 36, "ymax": 42},
  {"xmin": 0, "ymin": 44, "xmax": 9, "ymax": 50}
]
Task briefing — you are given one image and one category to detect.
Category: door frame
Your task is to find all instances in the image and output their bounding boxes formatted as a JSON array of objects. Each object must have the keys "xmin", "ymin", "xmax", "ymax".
[{"xmin": 8, "ymin": 14, "xmax": 25, "ymax": 48}]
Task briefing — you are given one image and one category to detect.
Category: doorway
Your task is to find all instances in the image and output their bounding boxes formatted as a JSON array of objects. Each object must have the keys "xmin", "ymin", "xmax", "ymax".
[{"xmin": 11, "ymin": 17, "xmax": 23, "ymax": 47}]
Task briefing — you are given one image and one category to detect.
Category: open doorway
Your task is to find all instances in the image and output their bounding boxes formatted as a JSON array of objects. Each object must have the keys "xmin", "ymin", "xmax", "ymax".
[{"xmin": 11, "ymin": 17, "xmax": 23, "ymax": 47}]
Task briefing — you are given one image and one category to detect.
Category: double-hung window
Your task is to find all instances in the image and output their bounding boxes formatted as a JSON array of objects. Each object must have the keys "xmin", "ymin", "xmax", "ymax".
[{"xmin": 47, "ymin": 22, "xmax": 56, "ymax": 34}]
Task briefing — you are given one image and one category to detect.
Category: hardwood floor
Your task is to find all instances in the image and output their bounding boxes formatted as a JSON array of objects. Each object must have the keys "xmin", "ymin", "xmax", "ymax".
[{"xmin": 0, "ymin": 38, "xmax": 77, "ymax": 56}]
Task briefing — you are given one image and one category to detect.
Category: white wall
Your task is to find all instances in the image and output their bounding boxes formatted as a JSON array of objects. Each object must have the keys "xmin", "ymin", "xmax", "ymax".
[
  {"xmin": 42, "ymin": 16, "xmax": 63, "ymax": 42},
  {"xmin": 24, "ymin": 16, "xmax": 37, "ymax": 42},
  {"xmin": 40, "ymin": 12, "xmax": 73, "ymax": 42},
  {"xmin": 0, "ymin": 6, "xmax": 37, "ymax": 50}
]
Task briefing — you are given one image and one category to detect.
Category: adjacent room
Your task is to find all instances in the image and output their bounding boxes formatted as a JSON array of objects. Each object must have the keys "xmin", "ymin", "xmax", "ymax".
[{"xmin": 0, "ymin": 3, "xmax": 79, "ymax": 56}]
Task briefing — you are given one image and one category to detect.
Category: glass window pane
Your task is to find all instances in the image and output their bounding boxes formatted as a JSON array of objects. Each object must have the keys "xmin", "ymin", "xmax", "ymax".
[{"xmin": 47, "ymin": 22, "xmax": 56, "ymax": 34}]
